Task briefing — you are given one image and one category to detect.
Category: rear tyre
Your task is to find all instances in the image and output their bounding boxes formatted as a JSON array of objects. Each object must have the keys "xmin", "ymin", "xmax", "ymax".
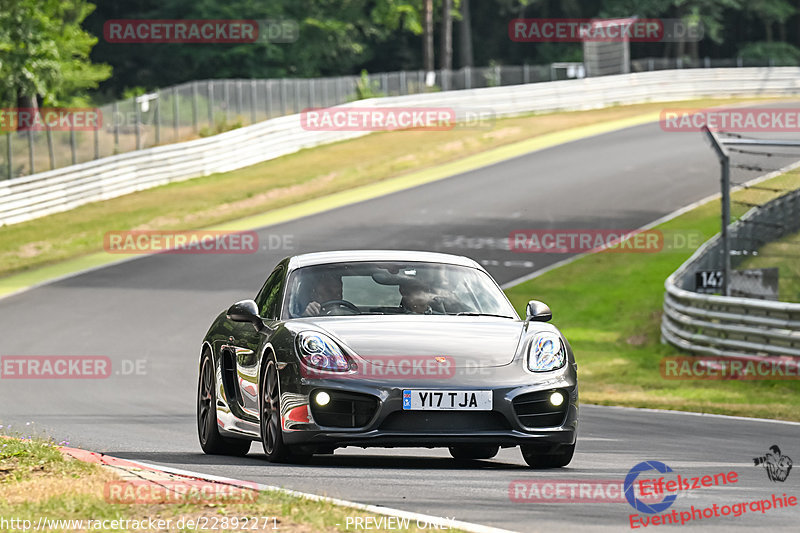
[
  {"xmin": 520, "ymin": 443, "xmax": 575, "ymax": 468},
  {"xmin": 260, "ymin": 358, "xmax": 311, "ymax": 464},
  {"xmin": 448, "ymin": 445, "xmax": 499, "ymax": 460},
  {"xmin": 197, "ymin": 350, "xmax": 252, "ymax": 456}
]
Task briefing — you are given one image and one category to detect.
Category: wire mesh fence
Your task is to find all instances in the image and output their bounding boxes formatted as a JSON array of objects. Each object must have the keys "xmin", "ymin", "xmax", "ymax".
[
  {"xmin": 679, "ymin": 132, "xmax": 800, "ymax": 302},
  {"xmin": 0, "ymin": 57, "xmax": 786, "ymax": 180}
]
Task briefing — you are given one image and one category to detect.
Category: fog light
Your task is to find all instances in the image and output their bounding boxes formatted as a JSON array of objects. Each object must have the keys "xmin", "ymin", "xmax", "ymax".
[
  {"xmin": 315, "ymin": 391, "xmax": 331, "ymax": 406},
  {"xmin": 549, "ymin": 391, "xmax": 564, "ymax": 407}
]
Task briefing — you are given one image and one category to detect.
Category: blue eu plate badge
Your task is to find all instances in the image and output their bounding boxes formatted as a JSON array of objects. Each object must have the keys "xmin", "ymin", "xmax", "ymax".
[{"xmin": 402, "ymin": 390, "xmax": 412, "ymax": 410}]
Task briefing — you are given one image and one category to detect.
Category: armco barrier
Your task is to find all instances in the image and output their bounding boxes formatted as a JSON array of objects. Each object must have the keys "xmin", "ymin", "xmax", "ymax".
[
  {"xmin": 662, "ymin": 186, "xmax": 800, "ymax": 358},
  {"xmin": 3, "ymin": 67, "xmax": 800, "ymax": 226}
]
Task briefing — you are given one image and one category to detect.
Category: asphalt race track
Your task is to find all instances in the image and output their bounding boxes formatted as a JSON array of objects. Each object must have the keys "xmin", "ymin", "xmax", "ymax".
[{"xmin": 1, "ymin": 120, "xmax": 799, "ymax": 531}]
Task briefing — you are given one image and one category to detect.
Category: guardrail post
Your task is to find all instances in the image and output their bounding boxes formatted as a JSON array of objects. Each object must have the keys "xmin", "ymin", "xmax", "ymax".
[
  {"xmin": 280, "ymin": 79, "xmax": 287, "ymax": 115},
  {"xmin": 381, "ymin": 72, "xmax": 389, "ymax": 94},
  {"xmin": 154, "ymin": 92, "xmax": 161, "ymax": 145},
  {"xmin": 320, "ymin": 79, "xmax": 328, "ymax": 107},
  {"xmin": 334, "ymin": 78, "xmax": 341, "ymax": 106},
  {"xmin": 250, "ymin": 80, "xmax": 257, "ymax": 123},
  {"xmin": 236, "ymin": 80, "xmax": 243, "ymax": 118},
  {"xmin": 27, "ymin": 129, "xmax": 34, "ymax": 175},
  {"xmin": 70, "ymin": 128, "xmax": 77, "ymax": 165},
  {"xmin": 191, "ymin": 82, "xmax": 198, "ymax": 132},
  {"xmin": 224, "ymin": 82, "xmax": 231, "ymax": 122},
  {"xmin": 703, "ymin": 126, "xmax": 732, "ymax": 296},
  {"xmin": 721, "ymin": 155, "xmax": 731, "ymax": 295},
  {"xmin": 207, "ymin": 81, "xmax": 214, "ymax": 128},
  {"xmin": 172, "ymin": 86, "xmax": 179, "ymax": 140},
  {"xmin": 113, "ymin": 101, "xmax": 120, "ymax": 153},
  {"xmin": 6, "ymin": 132, "xmax": 12, "ymax": 179},
  {"xmin": 46, "ymin": 127, "xmax": 55, "ymax": 169},
  {"xmin": 264, "ymin": 80, "xmax": 272, "ymax": 119},
  {"xmin": 134, "ymin": 98, "xmax": 141, "ymax": 150}
]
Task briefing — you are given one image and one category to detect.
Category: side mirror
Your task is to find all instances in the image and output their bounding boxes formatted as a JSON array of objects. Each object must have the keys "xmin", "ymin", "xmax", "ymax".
[
  {"xmin": 526, "ymin": 300, "xmax": 552, "ymax": 322},
  {"xmin": 227, "ymin": 299, "xmax": 261, "ymax": 324}
]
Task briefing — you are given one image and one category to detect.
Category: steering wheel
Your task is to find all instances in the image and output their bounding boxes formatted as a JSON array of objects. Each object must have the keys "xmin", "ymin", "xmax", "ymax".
[{"xmin": 319, "ymin": 299, "xmax": 361, "ymax": 315}]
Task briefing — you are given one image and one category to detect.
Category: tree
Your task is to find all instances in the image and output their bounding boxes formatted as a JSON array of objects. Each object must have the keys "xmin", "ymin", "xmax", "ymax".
[
  {"xmin": 440, "ymin": 0, "xmax": 453, "ymax": 71},
  {"xmin": 458, "ymin": 0, "xmax": 473, "ymax": 67},
  {"xmin": 746, "ymin": 0, "xmax": 795, "ymax": 41},
  {"xmin": 0, "ymin": 0, "xmax": 110, "ymax": 107},
  {"xmin": 87, "ymin": 0, "xmax": 428, "ymax": 94},
  {"xmin": 423, "ymin": 0, "xmax": 434, "ymax": 72}
]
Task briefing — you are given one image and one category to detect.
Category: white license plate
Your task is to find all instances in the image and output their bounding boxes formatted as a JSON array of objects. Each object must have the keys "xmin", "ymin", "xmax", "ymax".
[{"xmin": 402, "ymin": 390, "xmax": 492, "ymax": 411}]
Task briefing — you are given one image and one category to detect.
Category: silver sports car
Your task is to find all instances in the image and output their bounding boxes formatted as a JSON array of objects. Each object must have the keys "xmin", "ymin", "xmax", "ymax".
[{"xmin": 197, "ymin": 250, "xmax": 578, "ymax": 467}]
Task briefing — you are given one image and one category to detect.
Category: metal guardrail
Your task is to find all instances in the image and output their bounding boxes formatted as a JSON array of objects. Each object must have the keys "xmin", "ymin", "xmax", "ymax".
[
  {"xmin": 662, "ymin": 186, "xmax": 800, "ymax": 358},
  {"xmin": 3, "ymin": 67, "xmax": 800, "ymax": 226},
  {"xmin": 1, "ymin": 57, "xmax": 780, "ymax": 180}
]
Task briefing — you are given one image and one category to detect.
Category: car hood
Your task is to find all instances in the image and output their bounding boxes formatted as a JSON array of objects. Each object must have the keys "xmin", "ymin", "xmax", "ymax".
[{"xmin": 303, "ymin": 315, "xmax": 525, "ymax": 368}]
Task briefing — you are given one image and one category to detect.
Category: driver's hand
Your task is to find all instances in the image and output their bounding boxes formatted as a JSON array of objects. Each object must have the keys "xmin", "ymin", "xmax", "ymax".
[{"xmin": 304, "ymin": 301, "xmax": 321, "ymax": 316}]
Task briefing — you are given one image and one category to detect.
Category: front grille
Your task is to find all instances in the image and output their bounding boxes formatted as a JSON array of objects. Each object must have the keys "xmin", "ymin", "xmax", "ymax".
[
  {"xmin": 309, "ymin": 390, "xmax": 379, "ymax": 428},
  {"xmin": 379, "ymin": 411, "xmax": 512, "ymax": 432},
  {"xmin": 512, "ymin": 389, "xmax": 569, "ymax": 428}
]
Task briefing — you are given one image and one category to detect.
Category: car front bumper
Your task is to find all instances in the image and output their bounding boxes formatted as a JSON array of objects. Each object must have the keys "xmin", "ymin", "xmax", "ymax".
[{"xmin": 279, "ymin": 361, "xmax": 578, "ymax": 450}]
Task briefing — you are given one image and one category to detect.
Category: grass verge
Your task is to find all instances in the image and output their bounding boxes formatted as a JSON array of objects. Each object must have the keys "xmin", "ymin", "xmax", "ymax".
[
  {"xmin": 0, "ymin": 433, "xmax": 463, "ymax": 533},
  {"xmin": 738, "ymin": 228, "xmax": 800, "ymax": 302},
  {"xmin": 0, "ymin": 97, "xmax": 782, "ymax": 280},
  {"xmin": 505, "ymin": 169, "xmax": 800, "ymax": 422}
]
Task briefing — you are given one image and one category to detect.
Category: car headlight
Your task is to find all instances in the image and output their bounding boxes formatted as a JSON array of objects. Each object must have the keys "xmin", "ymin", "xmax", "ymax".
[
  {"xmin": 297, "ymin": 331, "xmax": 350, "ymax": 372},
  {"xmin": 527, "ymin": 332, "xmax": 566, "ymax": 372}
]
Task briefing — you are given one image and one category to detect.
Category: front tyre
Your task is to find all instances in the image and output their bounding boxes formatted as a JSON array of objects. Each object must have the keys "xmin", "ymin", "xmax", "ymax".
[
  {"xmin": 260, "ymin": 359, "xmax": 310, "ymax": 463},
  {"xmin": 197, "ymin": 350, "xmax": 251, "ymax": 456},
  {"xmin": 520, "ymin": 443, "xmax": 575, "ymax": 468}
]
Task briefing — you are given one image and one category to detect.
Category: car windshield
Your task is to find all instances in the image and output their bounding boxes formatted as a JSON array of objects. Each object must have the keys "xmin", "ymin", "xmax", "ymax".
[{"xmin": 283, "ymin": 261, "xmax": 517, "ymax": 319}]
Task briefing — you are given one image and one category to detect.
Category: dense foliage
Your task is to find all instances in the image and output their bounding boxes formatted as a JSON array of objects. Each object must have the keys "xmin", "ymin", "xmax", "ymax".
[{"xmin": 1, "ymin": 0, "xmax": 799, "ymax": 103}]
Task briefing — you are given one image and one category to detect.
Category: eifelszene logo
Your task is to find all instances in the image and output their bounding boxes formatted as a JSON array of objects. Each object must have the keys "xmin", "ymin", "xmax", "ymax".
[{"xmin": 624, "ymin": 461, "xmax": 678, "ymax": 514}]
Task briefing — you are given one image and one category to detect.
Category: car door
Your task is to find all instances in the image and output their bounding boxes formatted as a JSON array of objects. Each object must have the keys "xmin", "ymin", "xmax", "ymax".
[{"xmin": 228, "ymin": 263, "xmax": 286, "ymax": 418}]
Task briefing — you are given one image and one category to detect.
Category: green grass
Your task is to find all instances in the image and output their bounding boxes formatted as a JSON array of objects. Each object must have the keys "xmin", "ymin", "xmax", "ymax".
[
  {"xmin": 738, "ymin": 228, "xmax": 800, "ymax": 302},
  {"xmin": 505, "ymin": 171, "xmax": 800, "ymax": 422},
  {"xmin": 0, "ymin": 97, "xmax": 783, "ymax": 280},
  {"xmin": 0, "ymin": 433, "xmax": 464, "ymax": 532}
]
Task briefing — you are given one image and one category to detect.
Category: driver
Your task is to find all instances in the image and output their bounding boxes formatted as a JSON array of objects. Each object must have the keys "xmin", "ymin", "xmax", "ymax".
[
  {"xmin": 399, "ymin": 280, "xmax": 434, "ymax": 314},
  {"xmin": 303, "ymin": 272, "xmax": 343, "ymax": 316}
]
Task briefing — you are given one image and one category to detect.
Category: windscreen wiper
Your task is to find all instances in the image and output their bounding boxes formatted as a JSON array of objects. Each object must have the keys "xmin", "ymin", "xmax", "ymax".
[{"xmin": 454, "ymin": 312, "xmax": 515, "ymax": 319}]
